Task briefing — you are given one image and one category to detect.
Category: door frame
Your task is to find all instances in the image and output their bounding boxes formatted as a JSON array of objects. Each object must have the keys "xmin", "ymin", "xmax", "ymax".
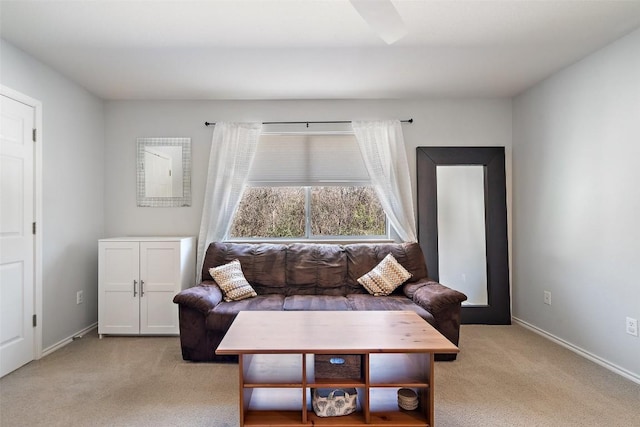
[
  {"xmin": 417, "ymin": 146, "xmax": 511, "ymax": 324},
  {"xmin": 1, "ymin": 85, "xmax": 43, "ymax": 359}
]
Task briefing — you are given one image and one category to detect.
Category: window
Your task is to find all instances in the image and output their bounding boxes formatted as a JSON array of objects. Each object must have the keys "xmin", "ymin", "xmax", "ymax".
[
  {"xmin": 231, "ymin": 187, "xmax": 305, "ymax": 238},
  {"xmin": 229, "ymin": 186, "xmax": 386, "ymax": 239},
  {"xmin": 228, "ymin": 133, "xmax": 388, "ymax": 240},
  {"xmin": 311, "ymin": 187, "xmax": 385, "ymax": 237}
]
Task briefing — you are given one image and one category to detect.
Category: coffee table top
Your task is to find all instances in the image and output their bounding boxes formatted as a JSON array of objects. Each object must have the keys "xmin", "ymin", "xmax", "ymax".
[{"xmin": 216, "ymin": 310, "xmax": 459, "ymax": 355}]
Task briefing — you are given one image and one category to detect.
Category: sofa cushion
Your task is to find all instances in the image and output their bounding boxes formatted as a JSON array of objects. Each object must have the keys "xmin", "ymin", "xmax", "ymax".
[
  {"xmin": 344, "ymin": 243, "xmax": 428, "ymax": 291},
  {"xmin": 357, "ymin": 253, "xmax": 412, "ymax": 296},
  {"xmin": 209, "ymin": 260, "xmax": 257, "ymax": 302},
  {"xmin": 202, "ymin": 242, "xmax": 287, "ymax": 292},
  {"xmin": 286, "ymin": 244, "xmax": 348, "ymax": 295},
  {"xmin": 345, "ymin": 294, "xmax": 436, "ymax": 326},
  {"xmin": 207, "ymin": 295, "xmax": 284, "ymax": 332},
  {"xmin": 283, "ymin": 295, "xmax": 351, "ymax": 311}
]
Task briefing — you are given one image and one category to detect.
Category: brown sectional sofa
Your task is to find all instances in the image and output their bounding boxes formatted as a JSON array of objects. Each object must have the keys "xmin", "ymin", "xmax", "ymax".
[{"xmin": 173, "ymin": 241, "xmax": 467, "ymax": 361}]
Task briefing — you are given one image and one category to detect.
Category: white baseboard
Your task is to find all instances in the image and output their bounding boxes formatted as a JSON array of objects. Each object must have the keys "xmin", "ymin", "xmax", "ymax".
[
  {"xmin": 512, "ymin": 317, "xmax": 640, "ymax": 385},
  {"xmin": 40, "ymin": 322, "xmax": 98, "ymax": 358}
]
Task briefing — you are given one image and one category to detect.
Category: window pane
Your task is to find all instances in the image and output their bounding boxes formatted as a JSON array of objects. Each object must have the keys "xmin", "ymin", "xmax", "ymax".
[
  {"xmin": 230, "ymin": 187, "xmax": 305, "ymax": 238},
  {"xmin": 311, "ymin": 187, "xmax": 386, "ymax": 236}
]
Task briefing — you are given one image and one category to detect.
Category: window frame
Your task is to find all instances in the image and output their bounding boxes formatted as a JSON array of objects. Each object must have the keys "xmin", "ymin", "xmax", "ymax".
[
  {"xmin": 227, "ymin": 130, "xmax": 392, "ymax": 243},
  {"xmin": 227, "ymin": 184, "xmax": 391, "ymax": 243}
]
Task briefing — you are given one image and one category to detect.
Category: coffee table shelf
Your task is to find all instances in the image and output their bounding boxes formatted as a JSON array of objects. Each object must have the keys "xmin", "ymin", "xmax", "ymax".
[
  {"xmin": 243, "ymin": 354, "xmax": 303, "ymax": 385},
  {"xmin": 243, "ymin": 410, "xmax": 303, "ymax": 426},
  {"xmin": 217, "ymin": 311, "xmax": 458, "ymax": 426},
  {"xmin": 244, "ymin": 411, "xmax": 427, "ymax": 427},
  {"xmin": 308, "ymin": 380, "xmax": 367, "ymax": 387}
]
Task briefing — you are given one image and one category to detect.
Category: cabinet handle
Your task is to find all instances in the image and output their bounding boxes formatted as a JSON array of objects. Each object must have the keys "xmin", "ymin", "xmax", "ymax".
[
  {"xmin": 140, "ymin": 280, "xmax": 145, "ymax": 297},
  {"xmin": 133, "ymin": 280, "xmax": 137, "ymax": 297}
]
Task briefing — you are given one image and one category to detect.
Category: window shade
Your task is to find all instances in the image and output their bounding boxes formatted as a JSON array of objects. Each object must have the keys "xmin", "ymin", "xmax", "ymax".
[{"xmin": 248, "ymin": 133, "xmax": 370, "ymax": 186}]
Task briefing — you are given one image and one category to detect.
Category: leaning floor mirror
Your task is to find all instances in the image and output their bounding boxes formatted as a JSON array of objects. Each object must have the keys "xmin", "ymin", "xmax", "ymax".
[
  {"xmin": 417, "ymin": 147, "xmax": 510, "ymax": 325},
  {"xmin": 136, "ymin": 137, "xmax": 191, "ymax": 207}
]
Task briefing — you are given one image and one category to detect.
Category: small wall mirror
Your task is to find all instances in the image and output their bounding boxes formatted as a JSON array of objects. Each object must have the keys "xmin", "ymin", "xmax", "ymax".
[{"xmin": 137, "ymin": 137, "xmax": 191, "ymax": 207}]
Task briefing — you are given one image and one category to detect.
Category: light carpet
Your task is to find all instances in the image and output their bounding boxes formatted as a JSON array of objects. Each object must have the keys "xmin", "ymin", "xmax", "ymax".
[{"xmin": 1, "ymin": 324, "xmax": 638, "ymax": 426}]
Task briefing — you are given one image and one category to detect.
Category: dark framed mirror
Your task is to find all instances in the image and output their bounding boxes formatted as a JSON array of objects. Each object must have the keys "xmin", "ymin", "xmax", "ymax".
[{"xmin": 417, "ymin": 147, "xmax": 510, "ymax": 324}]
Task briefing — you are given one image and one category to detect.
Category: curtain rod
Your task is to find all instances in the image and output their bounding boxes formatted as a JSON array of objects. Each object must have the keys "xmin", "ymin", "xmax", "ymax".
[{"xmin": 204, "ymin": 119, "xmax": 413, "ymax": 127}]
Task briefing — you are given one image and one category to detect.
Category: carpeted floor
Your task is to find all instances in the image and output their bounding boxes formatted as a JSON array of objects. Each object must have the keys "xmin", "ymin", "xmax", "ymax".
[
  {"xmin": 1, "ymin": 324, "xmax": 638, "ymax": 426},
  {"xmin": 434, "ymin": 325, "xmax": 639, "ymax": 427}
]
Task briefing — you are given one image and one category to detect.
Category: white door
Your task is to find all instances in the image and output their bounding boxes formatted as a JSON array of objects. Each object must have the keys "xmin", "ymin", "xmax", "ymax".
[
  {"xmin": 0, "ymin": 95, "xmax": 35, "ymax": 377},
  {"xmin": 139, "ymin": 242, "xmax": 179, "ymax": 334},
  {"xmin": 98, "ymin": 242, "xmax": 140, "ymax": 335}
]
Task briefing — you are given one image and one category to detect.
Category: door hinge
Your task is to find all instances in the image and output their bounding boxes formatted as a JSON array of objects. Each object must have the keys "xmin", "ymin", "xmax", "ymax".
[
  {"xmin": 32, "ymin": 222, "xmax": 36, "ymax": 235},
  {"xmin": 32, "ymin": 314, "xmax": 37, "ymax": 327},
  {"xmin": 33, "ymin": 128, "xmax": 37, "ymax": 142}
]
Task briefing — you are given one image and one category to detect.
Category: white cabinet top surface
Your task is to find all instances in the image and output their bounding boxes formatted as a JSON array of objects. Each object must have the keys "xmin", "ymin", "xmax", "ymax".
[{"xmin": 99, "ymin": 236, "xmax": 195, "ymax": 242}]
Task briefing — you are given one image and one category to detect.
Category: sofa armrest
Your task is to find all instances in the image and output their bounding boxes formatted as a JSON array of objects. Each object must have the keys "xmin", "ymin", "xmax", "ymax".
[
  {"xmin": 402, "ymin": 280, "xmax": 430, "ymax": 299},
  {"xmin": 405, "ymin": 280, "xmax": 467, "ymax": 353},
  {"xmin": 403, "ymin": 279, "xmax": 467, "ymax": 314},
  {"xmin": 173, "ymin": 281, "xmax": 223, "ymax": 314}
]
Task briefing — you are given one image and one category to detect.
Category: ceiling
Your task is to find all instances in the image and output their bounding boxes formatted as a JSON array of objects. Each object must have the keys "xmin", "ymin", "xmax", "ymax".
[{"xmin": 2, "ymin": 0, "xmax": 640, "ymax": 100}]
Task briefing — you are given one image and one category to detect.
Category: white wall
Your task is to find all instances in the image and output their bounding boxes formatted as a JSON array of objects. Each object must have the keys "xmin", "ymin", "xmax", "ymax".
[
  {"xmin": 104, "ymin": 99, "xmax": 512, "ymax": 242},
  {"xmin": 0, "ymin": 40, "xmax": 105, "ymax": 350},
  {"xmin": 513, "ymin": 28, "xmax": 640, "ymax": 379}
]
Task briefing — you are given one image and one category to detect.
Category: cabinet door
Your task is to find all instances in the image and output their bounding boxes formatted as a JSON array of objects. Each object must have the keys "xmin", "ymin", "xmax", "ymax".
[
  {"xmin": 98, "ymin": 242, "xmax": 140, "ymax": 334},
  {"xmin": 139, "ymin": 242, "xmax": 180, "ymax": 334}
]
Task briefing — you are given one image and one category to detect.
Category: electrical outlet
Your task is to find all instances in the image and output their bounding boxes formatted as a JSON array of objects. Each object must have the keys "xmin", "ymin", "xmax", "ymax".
[
  {"xmin": 543, "ymin": 290, "xmax": 551, "ymax": 306},
  {"xmin": 76, "ymin": 290, "xmax": 83, "ymax": 305},
  {"xmin": 626, "ymin": 317, "xmax": 638, "ymax": 337}
]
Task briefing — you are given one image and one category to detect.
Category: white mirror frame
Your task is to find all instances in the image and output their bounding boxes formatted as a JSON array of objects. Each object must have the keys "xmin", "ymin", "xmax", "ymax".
[{"xmin": 136, "ymin": 137, "xmax": 191, "ymax": 207}]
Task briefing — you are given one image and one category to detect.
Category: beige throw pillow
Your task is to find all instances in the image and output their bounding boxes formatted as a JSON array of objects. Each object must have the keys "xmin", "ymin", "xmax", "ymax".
[
  {"xmin": 209, "ymin": 259, "xmax": 257, "ymax": 302},
  {"xmin": 357, "ymin": 253, "xmax": 412, "ymax": 296}
]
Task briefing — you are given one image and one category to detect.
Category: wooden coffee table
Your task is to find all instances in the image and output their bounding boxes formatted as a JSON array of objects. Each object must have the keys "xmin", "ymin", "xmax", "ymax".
[{"xmin": 216, "ymin": 310, "xmax": 458, "ymax": 426}]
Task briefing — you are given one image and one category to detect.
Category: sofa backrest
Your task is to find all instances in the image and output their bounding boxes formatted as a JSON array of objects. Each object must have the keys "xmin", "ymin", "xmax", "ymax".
[
  {"xmin": 343, "ymin": 243, "xmax": 428, "ymax": 289},
  {"xmin": 202, "ymin": 242, "xmax": 288, "ymax": 294},
  {"xmin": 202, "ymin": 241, "xmax": 428, "ymax": 296}
]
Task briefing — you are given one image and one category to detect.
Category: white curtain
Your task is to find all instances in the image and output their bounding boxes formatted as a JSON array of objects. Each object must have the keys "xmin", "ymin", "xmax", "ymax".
[
  {"xmin": 196, "ymin": 122, "xmax": 262, "ymax": 282},
  {"xmin": 352, "ymin": 120, "xmax": 417, "ymax": 242}
]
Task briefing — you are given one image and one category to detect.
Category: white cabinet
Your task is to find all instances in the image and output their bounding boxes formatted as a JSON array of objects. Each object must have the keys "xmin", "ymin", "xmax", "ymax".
[{"xmin": 98, "ymin": 236, "xmax": 195, "ymax": 336}]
